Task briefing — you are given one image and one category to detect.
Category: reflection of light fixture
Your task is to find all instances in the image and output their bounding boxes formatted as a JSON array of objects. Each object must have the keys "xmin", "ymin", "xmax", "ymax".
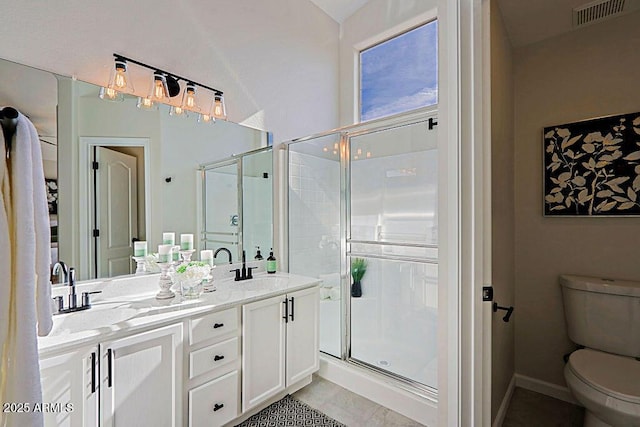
[
  {"xmin": 136, "ymin": 96, "xmax": 157, "ymax": 111},
  {"xmin": 99, "ymin": 86, "xmax": 123, "ymax": 102},
  {"xmin": 102, "ymin": 53, "xmax": 227, "ymax": 120},
  {"xmin": 169, "ymin": 105, "xmax": 187, "ymax": 117},
  {"xmin": 323, "ymin": 147, "xmax": 328, "ymax": 152},
  {"xmin": 366, "ymin": 151, "xmax": 371, "ymax": 158},
  {"xmin": 213, "ymin": 94, "xmax": 227, "ymax": 120}
]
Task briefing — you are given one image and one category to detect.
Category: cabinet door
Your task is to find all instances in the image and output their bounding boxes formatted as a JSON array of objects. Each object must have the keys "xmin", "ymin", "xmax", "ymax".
[
  {"xmin": 286, "ymin": 287, "xmax": 320, "ymax": 385},
  {"xmin": 242, "ymin": 295, "xmax": 286, "ymax": 411},
  {"xmin": 40, "ymin": 345, "xmax": 99, "ymax": 427},
  {"xmin": 101, "ymin": 323, "xmax": 182, "ymax": 427}
]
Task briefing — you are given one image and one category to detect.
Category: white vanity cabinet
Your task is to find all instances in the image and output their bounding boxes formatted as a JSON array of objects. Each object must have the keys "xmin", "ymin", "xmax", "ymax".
[
  {"xmin": 242, "ymin": 286, "xmax": 319, "ymax": 411},
  {"xmin": 101, "ymin": 323, "xmax": 183, "ymax": 427},
  {"xmin": 40, "ymin": 345, "xmax": 99, "ymax": 427}
]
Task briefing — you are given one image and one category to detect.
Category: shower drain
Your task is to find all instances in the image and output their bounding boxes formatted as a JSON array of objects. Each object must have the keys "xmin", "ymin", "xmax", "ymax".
[{"xmin": 377, "ymin": 360, "xmax": 390, "ymax": 367}]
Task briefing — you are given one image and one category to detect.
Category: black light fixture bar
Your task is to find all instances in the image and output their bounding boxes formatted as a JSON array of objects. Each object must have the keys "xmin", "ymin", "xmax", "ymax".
[{"xmin": 114, "ymin": 53, "xmax": 223, "ymax": 96}]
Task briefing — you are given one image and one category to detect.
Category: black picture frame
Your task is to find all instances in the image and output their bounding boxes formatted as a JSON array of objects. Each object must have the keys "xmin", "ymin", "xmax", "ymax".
[{"xmin": 543, "ymin": 112, "xmax": 640, "ymax": 216}]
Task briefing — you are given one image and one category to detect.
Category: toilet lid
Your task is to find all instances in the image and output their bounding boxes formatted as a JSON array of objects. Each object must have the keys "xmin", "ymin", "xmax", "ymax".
[{"xmin": 569, "ymin": 349, "xmax": 640, "ymax": 404}]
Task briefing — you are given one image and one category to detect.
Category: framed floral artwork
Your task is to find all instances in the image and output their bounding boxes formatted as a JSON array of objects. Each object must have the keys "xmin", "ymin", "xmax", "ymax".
[{"xmin": 543, "ymin": 112, "xmax": 640, "ymax": 216}]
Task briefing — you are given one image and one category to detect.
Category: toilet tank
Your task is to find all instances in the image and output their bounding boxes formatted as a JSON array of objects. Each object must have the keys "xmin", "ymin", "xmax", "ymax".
[{"xmin": 560, "ymin": 274, "xmax": 640, "ymax": 358}]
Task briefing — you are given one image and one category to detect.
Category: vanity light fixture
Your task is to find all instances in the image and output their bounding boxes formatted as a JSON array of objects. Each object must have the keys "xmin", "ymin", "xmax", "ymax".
[{"xmin": 100, "ymin": 53, "xmax": 226, "ymax": 120}]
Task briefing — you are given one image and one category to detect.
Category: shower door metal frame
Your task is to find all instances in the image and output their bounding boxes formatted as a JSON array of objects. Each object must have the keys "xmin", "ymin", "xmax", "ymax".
[{"xmin": 283, "ymin": 106, "xmax": 440, "ymax": 400}]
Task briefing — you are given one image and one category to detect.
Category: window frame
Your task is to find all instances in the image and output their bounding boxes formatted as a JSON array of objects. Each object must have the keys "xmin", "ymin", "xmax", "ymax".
[{"xmin": 357, "ymin": 18, "xmax": 438, "ymax": 123}]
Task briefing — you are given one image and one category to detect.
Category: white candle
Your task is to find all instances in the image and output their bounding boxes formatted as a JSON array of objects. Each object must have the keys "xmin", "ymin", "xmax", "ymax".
[
  {"xmin": 180, "ymin": 234, "xmax": 194, "ymax": 250},
  {"xmin": 134, "ymin": 241, "xmax": 147, "ymax": 257},
  {"xmin": 158, "ymin": 244, "xmax": 173, "ymax": 263},
  {"xmin": 172, "ymin": 245, "xmax": 180, "ymax": 261},
  {"xmin": 162, "ymin": 232, "xmax": 175, "ymax": 245},
  {"xmin": 200, "ymin": 250, "xmax": 213, "ymax": 266}
]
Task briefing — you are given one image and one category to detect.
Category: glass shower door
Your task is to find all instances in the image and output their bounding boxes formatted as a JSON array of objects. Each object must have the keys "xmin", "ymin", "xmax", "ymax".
[{"xmin": 348, "ymin": 119, "xmax": 438, "ymax": 389}]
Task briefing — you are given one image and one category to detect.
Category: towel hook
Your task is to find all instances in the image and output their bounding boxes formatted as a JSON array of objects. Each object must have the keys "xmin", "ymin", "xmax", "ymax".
[{"xmin": 0, "ymin": 107, "xmax": 19, "ymax": 158}]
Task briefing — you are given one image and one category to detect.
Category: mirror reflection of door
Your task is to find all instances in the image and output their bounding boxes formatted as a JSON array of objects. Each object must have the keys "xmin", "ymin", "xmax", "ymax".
[{"xmin": 93, "ymin": 146, "xmax": 138, "ymax": 278}]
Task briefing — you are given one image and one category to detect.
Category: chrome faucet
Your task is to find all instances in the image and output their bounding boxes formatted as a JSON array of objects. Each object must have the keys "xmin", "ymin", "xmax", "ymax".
[
  {"xmin": 52, "ymin": 261, "xmax": 69, "ymax": 285},
  {"xmin": 214, "ymin": 247, "xmax": 233, "ymax": 264},
  {"xmin": 68, "ymin": 267, "xmax": 77, "ymax": 309}
]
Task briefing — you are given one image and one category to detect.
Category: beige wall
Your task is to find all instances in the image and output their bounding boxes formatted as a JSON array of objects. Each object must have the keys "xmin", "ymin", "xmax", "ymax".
[
  {"xmin": 514, "ymin": 11, "xmax": 640, "ymax": 387},
  {"xmin": 490, "ymin": 0, "xmax": 515, "ymax": 421}
]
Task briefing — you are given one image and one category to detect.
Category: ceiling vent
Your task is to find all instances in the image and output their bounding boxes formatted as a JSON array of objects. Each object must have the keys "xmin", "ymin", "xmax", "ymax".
[{"xmin": 573, "ymin": 0, "xmax": 640, "ymax": 27}]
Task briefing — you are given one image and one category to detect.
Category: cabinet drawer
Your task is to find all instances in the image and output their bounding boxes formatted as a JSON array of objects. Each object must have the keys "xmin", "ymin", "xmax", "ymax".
[
  {"xmin": 189, "ymin": 307, "xmax": 239, "ymax": 345},
  {"xmin": 189, "ymin": 370, "xmax": 239, "ymax": 427},
  {"xmin": 189, "ymin": 337, "xmax": 239, "ymax": 379}
]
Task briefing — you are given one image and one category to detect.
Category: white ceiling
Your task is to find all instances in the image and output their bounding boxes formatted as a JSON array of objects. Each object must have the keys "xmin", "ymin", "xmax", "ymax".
[
  {"xmin": 497, "ymin": 0, "xmax": 640, "ymax": 47},
  {"xmin": 308, "ymin": 0, "xmax": 371, "ymax": 23}
]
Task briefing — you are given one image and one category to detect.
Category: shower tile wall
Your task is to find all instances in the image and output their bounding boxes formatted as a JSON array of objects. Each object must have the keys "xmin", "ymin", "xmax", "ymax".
[
  {"xmin": 289, "ymin": 151, "xmax": 341, "ymax": 277},
  {"xmin": 289, "ymin": 150, "xmax": 342, "ymax": 357}
]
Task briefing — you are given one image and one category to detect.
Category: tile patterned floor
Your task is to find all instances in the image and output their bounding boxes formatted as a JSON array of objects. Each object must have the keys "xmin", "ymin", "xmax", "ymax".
[
  {"xmin": 293, "ymin": 375, "xmax": 425, "ymax": 427},
  {"xmin": 295, "ymin": 378, "xmax": 584, "ymax": 427},
  {"xmin": 502, "ymin": 388, "xmax": 584, "ymax": 427}
]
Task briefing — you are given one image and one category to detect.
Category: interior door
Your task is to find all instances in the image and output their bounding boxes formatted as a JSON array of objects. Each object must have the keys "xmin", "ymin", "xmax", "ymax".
[{"xmin": 95, "ymin": 146, "xmax": 137, "ymax": 278}]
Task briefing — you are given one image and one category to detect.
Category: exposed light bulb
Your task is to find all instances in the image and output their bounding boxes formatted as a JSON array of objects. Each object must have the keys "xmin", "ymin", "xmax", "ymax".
[
  {"xmin": 213, "ymin": 94, "xmax": 227, "ymax": 120},
  {"xmin": 153, "ymin": 77, "xmax": 165, "ymax": 100},
  {"xmin": 114, "ymin": 61, "xmax": 128, "ymax": 89},
  {"xmin": 181, "ymin": 83, "xmax": 198, "ymax": 111}
]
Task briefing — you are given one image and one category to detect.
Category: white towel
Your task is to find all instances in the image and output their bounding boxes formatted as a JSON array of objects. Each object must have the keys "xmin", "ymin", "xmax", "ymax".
[
  {"xmin": 0, "ymin": 123, "xmax": 13, "ymax": 426},
  {"xmin": 1, "ymin": 113, "xmax": 52, "ymax": 427}
]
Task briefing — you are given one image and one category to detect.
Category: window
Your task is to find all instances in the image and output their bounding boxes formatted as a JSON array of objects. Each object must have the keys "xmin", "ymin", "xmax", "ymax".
[{"xmin": 360, "ymin": 20, "xmax": 438, "ymax": 122}]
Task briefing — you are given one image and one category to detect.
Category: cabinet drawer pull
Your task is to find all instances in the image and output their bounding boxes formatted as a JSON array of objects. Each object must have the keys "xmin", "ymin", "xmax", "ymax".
[
  {"xmin": 213, "ymin": 323, "xmax": 224, "ymax": 329},
  {"xmin": 90, "ymin": 352, "xmax": 97, "ymax": 394},
  {"xmin": 107, "ymin": 348, "xmax": 114, "ymax": 388},
  {"xmin": 213, "ymin": 354, "xmax": 225, "ymax": 362},
  {"xmin": 213, "ymin": 403, "xmax": 224, "ymax": 412},
  {"xmin": 282, "ymin": 299, "xmax": 288, "ymax": 323}
]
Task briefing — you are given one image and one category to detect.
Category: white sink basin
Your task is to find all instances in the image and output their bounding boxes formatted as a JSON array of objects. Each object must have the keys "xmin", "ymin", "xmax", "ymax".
[{"xmin": 49, "ymin": 303, "xmax": 139, "ymax": 336}]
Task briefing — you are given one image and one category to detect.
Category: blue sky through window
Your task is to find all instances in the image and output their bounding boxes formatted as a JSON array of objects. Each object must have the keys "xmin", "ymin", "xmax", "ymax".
[{"xmin": 360, "ymin": 20, "xmax": 438, "ymax": 122}]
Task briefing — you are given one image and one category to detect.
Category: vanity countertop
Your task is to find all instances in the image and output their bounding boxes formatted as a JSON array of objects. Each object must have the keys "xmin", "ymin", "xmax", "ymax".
[{"xmin": 38, "ymin": 271, "xmax": 320, "ymax": 357}]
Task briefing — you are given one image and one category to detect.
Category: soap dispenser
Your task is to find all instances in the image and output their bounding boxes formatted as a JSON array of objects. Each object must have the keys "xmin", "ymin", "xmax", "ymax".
[
  {"xmin": 266, "ymin": 248, "xmax": 277, "ymax": 274},
  {"xmin": 255, "ymin": 246, "xmax": 263, "ymax": 260}
]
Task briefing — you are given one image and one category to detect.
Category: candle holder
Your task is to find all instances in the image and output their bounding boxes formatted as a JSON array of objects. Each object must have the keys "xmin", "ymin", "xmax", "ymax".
[
  {"xmin": 131, "ymin": 256, "xmax": 147, "ymax": 275},
  {"xmin": 156, "ymin": 262, "xmax": 176, "ymax": 300},
  {"xmin": 179, "ymin": 249, "xmax": 196, "ymax": 263}
]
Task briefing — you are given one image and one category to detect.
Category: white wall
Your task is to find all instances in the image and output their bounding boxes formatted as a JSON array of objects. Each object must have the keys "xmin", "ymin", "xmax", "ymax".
[
  {"xmin": 0, "ymin": 0, "xmax": 339, "ymax": 142},
  {"xmin": 339, "ymin": 0, "xmax": 438, "ymax": 126},
  {"xmin": 514, "ymin": 11, "xmax": 640, "ymax": 388}
]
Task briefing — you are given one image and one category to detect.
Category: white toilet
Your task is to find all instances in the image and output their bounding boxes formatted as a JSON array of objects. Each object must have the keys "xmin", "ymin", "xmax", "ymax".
[{"xmin": 561, "ymin": 275, "xmax": 640, "ymax": 427}]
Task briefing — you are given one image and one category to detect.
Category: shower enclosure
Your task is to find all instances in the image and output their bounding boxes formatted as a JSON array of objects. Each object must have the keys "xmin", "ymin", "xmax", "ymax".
[{"xmin": 285, "ymin": 109, "xmax": 438, "ymax": 394}]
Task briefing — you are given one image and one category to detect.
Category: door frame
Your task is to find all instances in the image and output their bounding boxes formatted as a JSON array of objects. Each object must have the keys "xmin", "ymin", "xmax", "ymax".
[
  {"xmin": 79, "ymin": 137, "xmax": 150, "ymax": 279},
  {"xmin": 438, "ymin": 0, "xmax": 491, "ymax": 425}
]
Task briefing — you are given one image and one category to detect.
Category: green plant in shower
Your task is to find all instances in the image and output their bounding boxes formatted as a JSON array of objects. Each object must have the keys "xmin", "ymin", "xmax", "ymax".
[
  {"xmin": 351, "ymin": 258, "xmax": 368, "ymax": 282},
  {"xmin": 351, "ymin": 258, "xmax": 367, "ymax": 298}
]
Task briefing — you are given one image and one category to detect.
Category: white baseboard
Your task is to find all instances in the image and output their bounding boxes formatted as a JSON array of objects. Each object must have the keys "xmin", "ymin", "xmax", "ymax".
[
  {"xmin": 492, "ymin": 375, "xmax": 515, "ymax": 427},
  {"xmin": 514, "ymin": 373, "xmax": 579, "ymax": 405}
]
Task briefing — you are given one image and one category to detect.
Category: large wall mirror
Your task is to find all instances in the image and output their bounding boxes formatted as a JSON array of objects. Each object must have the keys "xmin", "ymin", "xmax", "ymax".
[{"xmin": 0, "ymin": 57, "xmax": 273, "ymax": 282}]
